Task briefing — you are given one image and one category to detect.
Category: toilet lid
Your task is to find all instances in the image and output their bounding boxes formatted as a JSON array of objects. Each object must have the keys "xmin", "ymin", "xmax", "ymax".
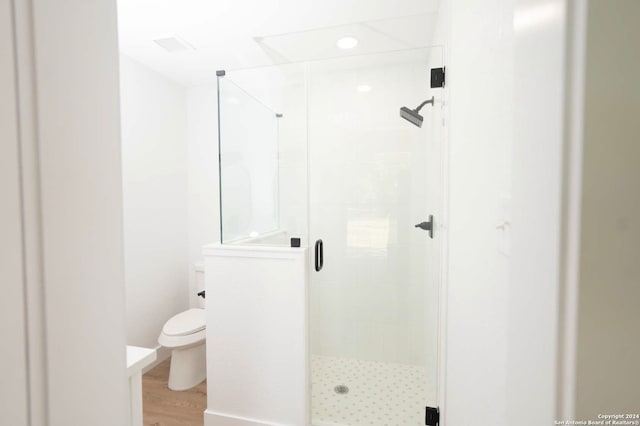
[{"xmin": 163, "ymin": 308, "xmax": 206, "ymax": 336}]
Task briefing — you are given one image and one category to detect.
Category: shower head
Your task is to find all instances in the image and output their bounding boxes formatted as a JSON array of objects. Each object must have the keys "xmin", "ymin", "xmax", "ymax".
[
  {"xmin": 400, "ymin": 96, "xmax": 434, "ymax": 128},
  {"xmin": 400, "ymin": 106, "xmax": 424, "ymax": 127}
]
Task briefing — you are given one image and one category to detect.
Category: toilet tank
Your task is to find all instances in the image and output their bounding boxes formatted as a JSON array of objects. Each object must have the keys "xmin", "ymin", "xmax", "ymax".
[{"xmin": 191, "ymin": 261, "xmax": 206, "ymax": 309}]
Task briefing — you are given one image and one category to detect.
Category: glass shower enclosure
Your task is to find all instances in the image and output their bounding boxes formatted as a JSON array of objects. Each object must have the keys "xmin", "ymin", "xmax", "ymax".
[{"xmin": 217, "ymin": 46, "xmax": 444, "ymax": 426}]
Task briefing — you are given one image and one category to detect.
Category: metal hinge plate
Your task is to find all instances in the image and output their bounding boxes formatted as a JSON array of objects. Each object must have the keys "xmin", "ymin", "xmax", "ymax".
[
  {"xmin": 426, "ymin": 406, "xmax": 440, "ymax": 426},
  {"xmin": 430, "ymin": 67, "xmax": 445, "ymax": 88}
]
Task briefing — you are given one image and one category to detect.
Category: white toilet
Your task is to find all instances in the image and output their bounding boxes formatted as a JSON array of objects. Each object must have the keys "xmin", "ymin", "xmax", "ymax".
[{"xmin": 158, "ymin": 262, "xmax": 206, "ymax": 391}]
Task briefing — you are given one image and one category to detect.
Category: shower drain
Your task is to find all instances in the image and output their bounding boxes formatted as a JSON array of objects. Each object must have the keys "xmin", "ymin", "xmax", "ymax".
[{"xmin": 334, "ymin": 385, "xmax": 349, "ymax": 395}]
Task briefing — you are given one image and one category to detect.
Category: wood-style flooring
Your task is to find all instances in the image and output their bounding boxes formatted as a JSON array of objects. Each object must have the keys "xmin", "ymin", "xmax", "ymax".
[{"xmin": 142, "ymin": 358, "xmax": 206, "ymax": 426}]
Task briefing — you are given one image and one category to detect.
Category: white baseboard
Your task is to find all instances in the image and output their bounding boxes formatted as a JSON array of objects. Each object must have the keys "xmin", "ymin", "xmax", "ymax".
[
  {"xmin": 204, "ymin": 410, "xmax": 284, "ymax": 426},
  {"xmin": 142, "ymin": 345, "xmax": 171, "ymax": 374}
]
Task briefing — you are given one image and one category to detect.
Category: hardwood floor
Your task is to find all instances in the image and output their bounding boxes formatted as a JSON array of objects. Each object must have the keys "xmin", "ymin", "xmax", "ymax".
[{"xmin": 142, "ymin": 358, "xmax": 206, "ymax": 426}]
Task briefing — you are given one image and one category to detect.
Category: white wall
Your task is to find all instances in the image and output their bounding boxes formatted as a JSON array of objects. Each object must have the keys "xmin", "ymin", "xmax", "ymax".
[
  {"xmin": 443, "ymin": 0, "xmax": 515, "ymax": 423},
  {"xmin": 0, "ymin": 1, "xmax": 29, "ymax": 423},
  {"xmin": 507, "ymin": 0, "xmax": 568, "ymax": 423},
  {"xmin": 120, "ymin": 55, "xmax": 189, "ymax": 350},
  {"xmin": 574, "ymin": 0, "xmax": 640, "ymax": 416},
  {"xmin": 27, "ymin": 0, "xmax": 128, "ymax": 424},
  {"xmin": 186, "ymin": 84, "xmax": 220, "ymax": 306},
  {"xmin": 203, "ymin": 245, "xmax": 308, "ymax": 426},
  {"xmin": 440, "ymin": 0, "xmax": 581, "ymax": 423}
]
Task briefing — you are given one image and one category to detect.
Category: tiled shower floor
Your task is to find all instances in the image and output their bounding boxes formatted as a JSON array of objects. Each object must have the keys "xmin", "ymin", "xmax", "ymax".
[{"xmin": 311, "ymin": 355, "xmax": 433, "ymax": 426}]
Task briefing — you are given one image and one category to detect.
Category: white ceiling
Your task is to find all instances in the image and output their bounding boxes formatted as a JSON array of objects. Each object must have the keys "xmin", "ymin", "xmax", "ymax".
[{"xmin": 117, "ymin": 0, "xmax": 441, "ymax": 86}]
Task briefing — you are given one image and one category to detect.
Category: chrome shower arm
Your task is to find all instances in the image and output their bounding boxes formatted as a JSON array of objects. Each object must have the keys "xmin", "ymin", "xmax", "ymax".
[{"xmin": 414, "ymin": 96, "xmax": 435, "ymax": 113}]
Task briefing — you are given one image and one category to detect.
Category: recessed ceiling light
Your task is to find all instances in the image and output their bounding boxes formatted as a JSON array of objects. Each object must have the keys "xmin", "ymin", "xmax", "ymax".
[
  {"xmin": 357, "ymin": 85, "xmax": 372, "ymax": 93},
  {"xmin": 336, "ymin": 36, "xmax": 358, "ymax": 49}
]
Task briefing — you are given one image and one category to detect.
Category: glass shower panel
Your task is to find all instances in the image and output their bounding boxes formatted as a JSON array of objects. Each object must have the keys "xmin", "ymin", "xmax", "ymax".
[
  {"xmin": 215, "ymin": 48, "xmax": 443, "ymax": 425},
  {"xmin": 217, "ymin": 64, "xmax": 308, "ymax": 246},
  {"xmin": 218, "ymin": 77, "xmax": 280, "ymax": 243},
  {"xmin": 308, "ymin": 47, "xmax": 443, "ymax": 426}
]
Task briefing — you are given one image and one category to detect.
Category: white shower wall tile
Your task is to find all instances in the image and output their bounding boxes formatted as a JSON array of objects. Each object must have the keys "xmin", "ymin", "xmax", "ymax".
[{"xmin": 311, "ymin": 355, "xmax": 433, "ymax": 426}]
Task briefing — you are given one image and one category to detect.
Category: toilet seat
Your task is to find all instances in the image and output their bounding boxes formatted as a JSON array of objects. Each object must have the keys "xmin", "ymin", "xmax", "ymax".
[
  {"xmin": 162, "ymin": 308, "xmax": 205, "ymax": 336},
  {"xmin": 158, "ymin": 329, "xmax": 205, "ymax": 348},
  {"xmin": 158, "ymin": 308, "xmax": 206, "ymax": 349}
]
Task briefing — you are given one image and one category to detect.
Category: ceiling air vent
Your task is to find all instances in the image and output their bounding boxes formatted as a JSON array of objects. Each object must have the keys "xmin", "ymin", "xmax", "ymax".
[{"xmin": 153, "ymin": 37, "xmax": 193, "ymax": 53}]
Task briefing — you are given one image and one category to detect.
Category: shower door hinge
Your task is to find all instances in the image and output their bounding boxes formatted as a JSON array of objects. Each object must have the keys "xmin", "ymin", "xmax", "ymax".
[
  {"xmin": 425, "ymin": 406, "xmax": 440, "ymax": 426},
  {"xmin": 431, "ymin": 67, "xmax": 445, "ymax": 88}
]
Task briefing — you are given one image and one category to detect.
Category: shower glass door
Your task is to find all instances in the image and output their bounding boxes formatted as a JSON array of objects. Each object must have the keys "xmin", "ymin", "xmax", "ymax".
[{"xmin": 308, "ymin": 47, "xmax": 444, "ymax": 426}]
